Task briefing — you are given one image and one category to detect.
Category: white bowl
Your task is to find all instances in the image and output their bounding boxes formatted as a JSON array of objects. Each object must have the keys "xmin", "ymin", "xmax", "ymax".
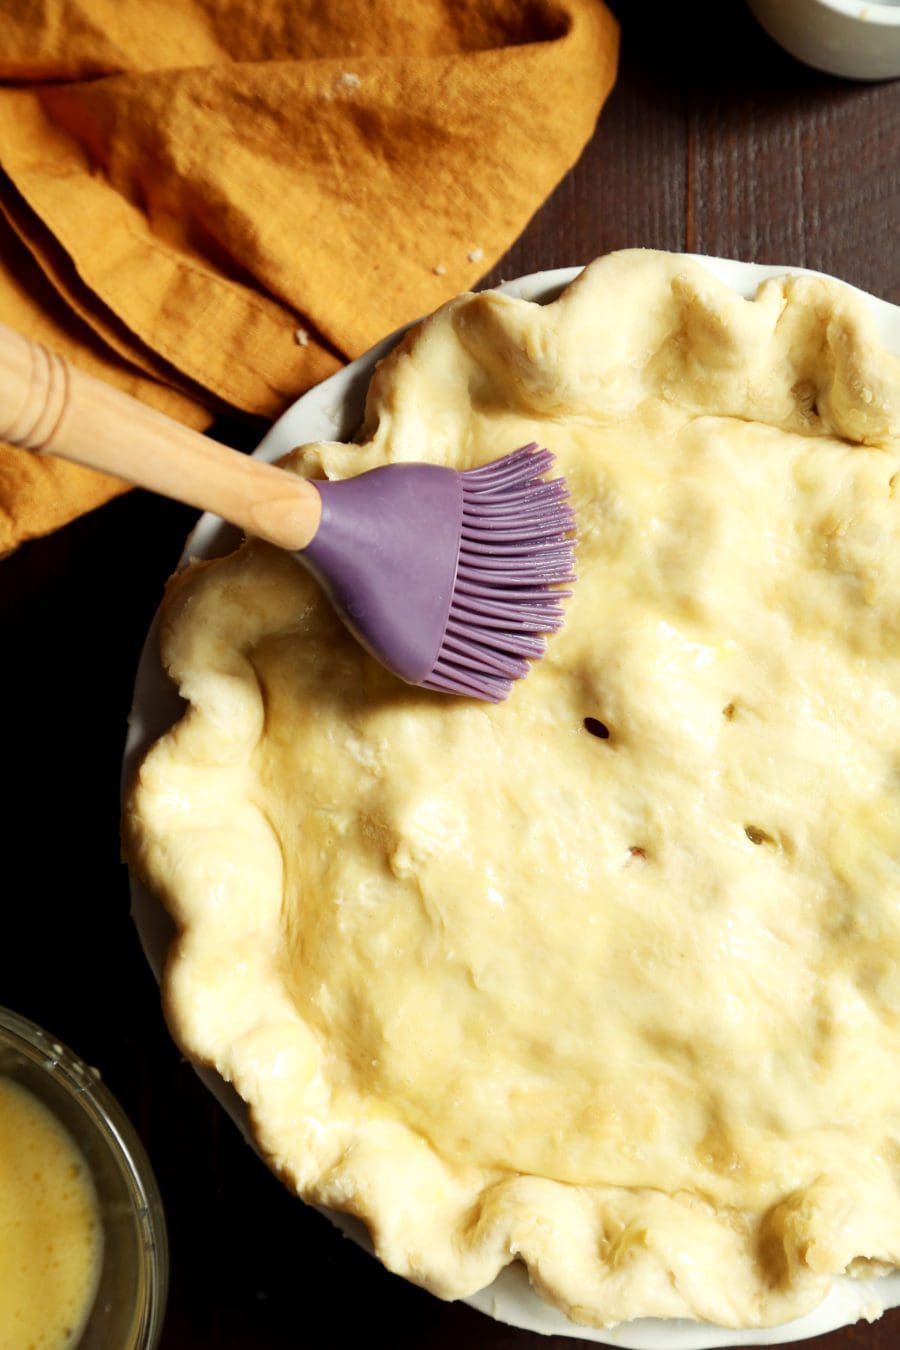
[
  {"xmin": 125, "ymin": 255, "xmax": 900, "ymax": 1349},
  {"xmin": 747, "ymin": 0, "xmax": 900, "ymax": 81}
]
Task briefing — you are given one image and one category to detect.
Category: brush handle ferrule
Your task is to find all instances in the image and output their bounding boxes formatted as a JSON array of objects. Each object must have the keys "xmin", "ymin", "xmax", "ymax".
[{"xmin": 0, "ymin": 322, "xmax": 322, "ymax": 551}]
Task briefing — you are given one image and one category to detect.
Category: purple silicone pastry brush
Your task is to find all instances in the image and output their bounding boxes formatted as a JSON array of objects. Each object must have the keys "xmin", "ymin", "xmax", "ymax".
[
  {"xmin": 0, "ymin": 324, "xmax": 574, "ymax": 701},
  {"xmin": 301, "ymin": 444, "xmax": 576, "ymax": 702}
]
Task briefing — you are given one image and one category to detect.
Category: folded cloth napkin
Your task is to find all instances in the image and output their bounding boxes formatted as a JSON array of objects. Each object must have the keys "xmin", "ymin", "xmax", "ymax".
[{"xmin": 0, "ymin": 0, "xmax": 618, "ymax": 554}]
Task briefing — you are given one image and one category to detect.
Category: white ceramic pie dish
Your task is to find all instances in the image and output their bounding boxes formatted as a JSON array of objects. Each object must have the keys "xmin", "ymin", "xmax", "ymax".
[{"xmin": 124, "ymin": 255, "xmax": 900, "ymax": 1348}]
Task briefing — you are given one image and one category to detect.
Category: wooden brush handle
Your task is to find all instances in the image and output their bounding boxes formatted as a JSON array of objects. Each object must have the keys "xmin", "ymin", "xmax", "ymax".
[{"xmin": 0, "ymin": 323, "xmax": 322, "ymax": 551}]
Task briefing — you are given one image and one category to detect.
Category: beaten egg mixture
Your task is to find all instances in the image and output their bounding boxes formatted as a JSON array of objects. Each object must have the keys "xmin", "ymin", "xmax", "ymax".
[
  {"xmin": 0, "ymin": 1078, "xmax": 102, "ymax": 1349},
  {"xmin": 125, "ymin": 251, "xmax": 900, "ymax": 1329}
]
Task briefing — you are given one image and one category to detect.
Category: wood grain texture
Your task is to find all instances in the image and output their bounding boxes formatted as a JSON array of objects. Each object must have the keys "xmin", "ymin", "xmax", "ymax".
[{"xmin": 1, "ymin": 3, "xmax": 898, "ymax": 1346}]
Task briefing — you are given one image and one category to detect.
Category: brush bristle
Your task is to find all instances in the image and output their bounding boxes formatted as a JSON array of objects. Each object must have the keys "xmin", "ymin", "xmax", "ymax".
[{"xmin": 422, "ymin": 444, "xmax": 575, "ymax": 702}]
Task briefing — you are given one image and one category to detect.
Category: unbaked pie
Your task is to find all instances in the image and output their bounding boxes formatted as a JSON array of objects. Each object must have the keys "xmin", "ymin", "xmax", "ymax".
[{"xmin": 124, "ymin": 250, "xmax": 900, "ymax": 1330}]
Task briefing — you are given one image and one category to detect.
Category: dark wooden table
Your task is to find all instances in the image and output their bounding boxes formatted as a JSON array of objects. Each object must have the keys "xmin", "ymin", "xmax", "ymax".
[{"xmin": 2, "ymin": 3, "xmax": 899, "ymax": 1346}]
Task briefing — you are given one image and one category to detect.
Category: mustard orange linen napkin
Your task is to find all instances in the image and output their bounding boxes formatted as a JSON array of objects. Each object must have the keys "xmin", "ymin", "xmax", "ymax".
[{"xmin": 0, "ymin": 0, "xmax": 619, "ymax": 553}]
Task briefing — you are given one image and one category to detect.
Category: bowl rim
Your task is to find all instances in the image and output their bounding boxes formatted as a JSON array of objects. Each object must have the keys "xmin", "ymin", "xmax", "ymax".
[
  {"xmin": 811, "ymin": 0, "xmax": 900, "ymax": 27},
  {"xmin": 125, "ymin": 253, "xmax": 900, "ymax": 1350},
  {"xmin": 0, "ymin": 1004, "xmax": 169, "ymax": 1349}
]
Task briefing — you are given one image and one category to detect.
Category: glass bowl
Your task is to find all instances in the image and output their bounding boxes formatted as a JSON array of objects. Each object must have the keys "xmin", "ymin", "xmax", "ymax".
[{"xmin": 0, "ymin": 1006, "xmax": 168, "ymax": 1349}]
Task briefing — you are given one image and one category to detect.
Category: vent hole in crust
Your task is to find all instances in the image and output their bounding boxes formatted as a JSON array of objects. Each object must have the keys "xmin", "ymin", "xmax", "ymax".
[
  {"xmin": 745, "ymin": 825, "xmax": 775, "ymax": 846},
  {"xmin": 723, "ymin": 702, "xmax": 736, "ymax": 721},
  {"xmin": 583, "ymin": 717, "xmax": 610, "ymax": 740}
]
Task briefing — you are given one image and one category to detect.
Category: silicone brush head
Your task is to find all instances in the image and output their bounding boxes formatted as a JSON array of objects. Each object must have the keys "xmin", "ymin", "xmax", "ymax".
[{"xmin": 299, "ymin": 444, "xmax": 575, "ymax": 702}]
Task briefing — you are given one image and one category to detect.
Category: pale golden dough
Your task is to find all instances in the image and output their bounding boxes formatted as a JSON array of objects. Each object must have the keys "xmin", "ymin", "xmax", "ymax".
[{"xmin": 125, "ymin": 251, "xmax": 900, "ymax": 1329}]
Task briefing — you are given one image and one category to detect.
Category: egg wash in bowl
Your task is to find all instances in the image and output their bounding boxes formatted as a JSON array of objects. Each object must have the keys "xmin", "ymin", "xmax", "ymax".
[{"xmin": 125, "ymin": 250, "xmax": 900, "ymax": 1335}]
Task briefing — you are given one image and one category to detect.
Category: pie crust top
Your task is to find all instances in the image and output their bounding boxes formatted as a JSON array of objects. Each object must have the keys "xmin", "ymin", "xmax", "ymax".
[{"xmin": 125, "ymin": 251, "xmax": 900, "ymax": 1330}]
